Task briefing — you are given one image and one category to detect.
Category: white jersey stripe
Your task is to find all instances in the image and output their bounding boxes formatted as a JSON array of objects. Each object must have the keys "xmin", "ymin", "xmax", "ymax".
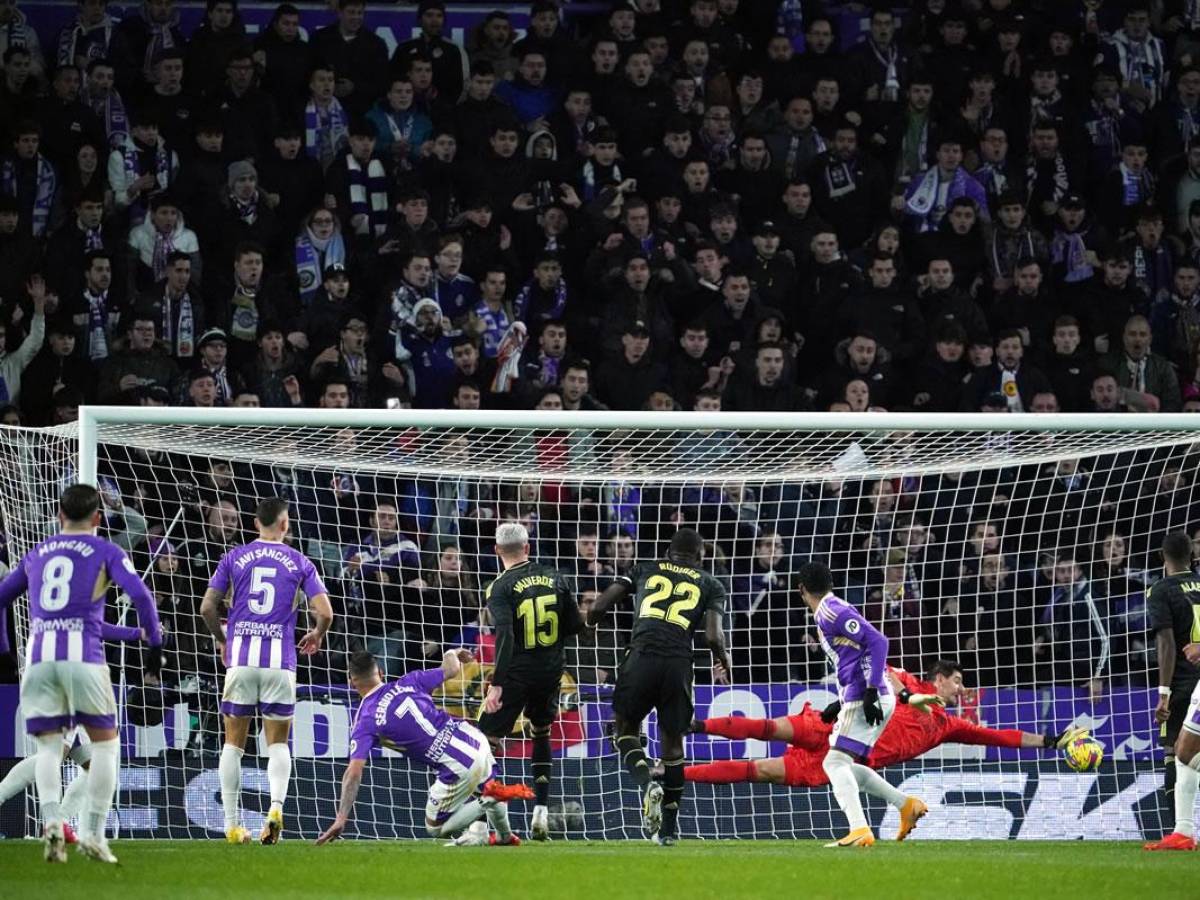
[
  {"xmin": 66, "ymin": 631, "xmax": 83, "ymax": 662},
  {"xmin": 268, "ymin": 637, "xmax": 283, "ymax": 669},
  {"xmin": 248, "ymin": 636, "xmax": 262, "ymax": 668},
  {"xmin": 230, "ymin": 635, "xmax": 243, "ymax": 666},
  {"xmin": 41, "ymin": 631, "xmax": 55, "ymax": 662}
]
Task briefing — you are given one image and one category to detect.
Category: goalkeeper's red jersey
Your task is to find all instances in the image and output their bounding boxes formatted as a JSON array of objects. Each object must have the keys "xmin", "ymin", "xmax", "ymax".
[{"xmin": 780, "ymin": 668, "xmax": 1024, "ymax": 787}]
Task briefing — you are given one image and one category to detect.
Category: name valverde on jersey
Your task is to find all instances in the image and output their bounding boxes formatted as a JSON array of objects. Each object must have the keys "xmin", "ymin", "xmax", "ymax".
[
  {"xmin": 0, "ymin": 533, "xmax": 162, "ymax": 666},
  {"xmin": 208, "ymin": 540, "xmax": 326, "ymax": 672}
]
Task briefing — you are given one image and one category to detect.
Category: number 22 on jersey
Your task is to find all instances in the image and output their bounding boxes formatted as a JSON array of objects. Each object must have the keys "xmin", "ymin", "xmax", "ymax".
[{"xmin": 639, "ymin": 575, "xmax": 700, "ymax": 628}]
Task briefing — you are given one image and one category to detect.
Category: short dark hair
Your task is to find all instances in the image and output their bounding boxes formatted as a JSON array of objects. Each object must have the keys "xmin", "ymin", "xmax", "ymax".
[
  {"xmin": 669, "ymin": 527, "xmax": 703, "ymax": 561},
  {"xmin": 84, "ymin": 249, "xmax": 112, "ymax": 269},
  {"xmin": 348, "ymin": 649, "xmax": 378, "ymax": 680},
  {"xmin": 797, "ymin": 560, "xmax": 833, "ymax": 595},
  {"xmin": 234, "ymin": 241, "xmax": 266, "ymax": 262},
  {"xmin": 256, "ymin": 497, "xmax": 289, "ymax": 527},
  {"xmin": 926, "ymin": 659, "xmax": 963, "ymax": 681},
  {"xmin": 60, "ymin": 484, "xmax": 101, "ymax": 522},
  {"xmin": 1163, "ymin": 531, "xmax": 1194, "ymax": 567}
]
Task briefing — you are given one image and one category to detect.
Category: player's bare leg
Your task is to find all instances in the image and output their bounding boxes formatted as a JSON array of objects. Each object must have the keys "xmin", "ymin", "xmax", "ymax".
[
  {"xmin": 260, "ymin": 718, "xmax": 292, "ymax": 844},
  {"xmin": 31, "ymin": 728, "xmax": 67, "ymax": 863},
  {"xmin": 1146, "ymin": 728, "xmax": 1200, "ymax": 851},
  {"xmin": 220, "ymin": 715, "xmax": 252, "ymax": 844},
  {"xmin": 529, "ymin": 724, "xmax": 552, "ymax": 841},
  {"xmin": 74, "ymin": 723, "xmax": 120, "ymax": 864},
  {"xmin": 613, "ymin": 713, "xmax": 661, "ymax": 836}
]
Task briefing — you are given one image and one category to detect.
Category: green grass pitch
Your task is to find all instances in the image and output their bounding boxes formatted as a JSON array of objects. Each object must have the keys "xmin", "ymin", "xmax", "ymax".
[{"xmin": 0, "ymin": 840, "xmax": 1195, "ymax": 899}]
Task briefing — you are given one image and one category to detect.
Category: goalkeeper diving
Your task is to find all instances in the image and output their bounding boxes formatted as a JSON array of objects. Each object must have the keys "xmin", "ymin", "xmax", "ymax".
[{"xmin": 683, "ymin": 659, "xmax": 1087, "ymax": 800}]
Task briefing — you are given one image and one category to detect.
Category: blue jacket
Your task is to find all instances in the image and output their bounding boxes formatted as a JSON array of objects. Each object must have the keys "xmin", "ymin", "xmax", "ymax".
[
  {"xmin": 365, "ymin": 101, "xmax": 432, "ymax": 163},
  {"xmin": 495, "ymin": 79, "xmax": 558, "ymax": 124}
]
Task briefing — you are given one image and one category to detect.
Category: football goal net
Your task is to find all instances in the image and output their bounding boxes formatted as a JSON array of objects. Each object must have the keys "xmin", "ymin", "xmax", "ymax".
[{"xmin": 0, "ymin": 409, "xmax": 1190, "ymax": 841}]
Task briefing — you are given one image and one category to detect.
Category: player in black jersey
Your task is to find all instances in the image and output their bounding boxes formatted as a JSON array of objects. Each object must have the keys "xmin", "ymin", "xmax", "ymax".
[
  {"xmin": 479, "ymin": 522, "xmax": 583, "ymax": 842},
  {"xmin": 1146, "ymin": 531, "xmax": 1200, "ymax": 851},
  {"xmin": 587, "ymin": 528, "xmax": 731, "ymax": 846}
]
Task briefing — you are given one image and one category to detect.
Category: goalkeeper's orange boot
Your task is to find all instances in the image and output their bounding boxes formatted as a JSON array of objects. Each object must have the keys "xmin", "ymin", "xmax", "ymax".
[
  {"xmin": 62, "ymin": 822, "xmax": 77, "ymax": 845},
  {"xmin": 482, "ymin": 780, "xmax": 534, "ymax": 803},
  {"xmin": 260, "ymin": 808, "xmax": 283, "ymax": 845},
  {"xmin": 1144, "ymin": 832, "xmax": 1197, "ymax": 851},
  {"xmin": 824, "ymin": 827, "xmax": 876, "ymax": 848},
  {"xmin": 896, "ymin": 796, "xmax": 929, "ymax": 841},
  {"xmin": 489, "ymin": 832, "xmax": 522, "ymax": 846}
]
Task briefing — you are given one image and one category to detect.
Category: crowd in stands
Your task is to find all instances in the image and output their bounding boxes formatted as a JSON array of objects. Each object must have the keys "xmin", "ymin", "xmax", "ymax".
[
  {"xmin": 0, "ymin": 0, "xmax": 1195, "ymax": 713},
  {"xmin": 4, "ymin": 0, "xmax": 1200, "ymax": 420}
]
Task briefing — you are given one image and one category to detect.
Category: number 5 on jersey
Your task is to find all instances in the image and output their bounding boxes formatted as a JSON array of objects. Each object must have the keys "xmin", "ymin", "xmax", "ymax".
[
  {"xmin": 248, "ymin": 566, "xmax": 276, "ymax": 614},
  {"xmin": 639, "ymin": 575, "xmax": 700, "ymax": 628},
  {"xmin": 516, "ymin": 594, "xmax": 559, "ymax": 648}
]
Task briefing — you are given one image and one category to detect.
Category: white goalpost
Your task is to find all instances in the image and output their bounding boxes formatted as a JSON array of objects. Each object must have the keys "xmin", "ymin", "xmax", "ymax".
[{"xmin": 1, "ymin": 408, "xmax": 1195, "ymax": 841}]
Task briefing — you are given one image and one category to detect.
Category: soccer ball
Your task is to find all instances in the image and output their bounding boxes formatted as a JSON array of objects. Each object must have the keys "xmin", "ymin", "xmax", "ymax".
[{"xmin": 1064, "ymin": 736, "xmax": 1104, "ymax": 772}]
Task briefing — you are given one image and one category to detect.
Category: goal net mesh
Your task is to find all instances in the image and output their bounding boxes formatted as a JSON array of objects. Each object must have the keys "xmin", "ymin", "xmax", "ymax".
[{"xmin": 0, "ymin": 416, "xmax": 1190, "ymax": 840}]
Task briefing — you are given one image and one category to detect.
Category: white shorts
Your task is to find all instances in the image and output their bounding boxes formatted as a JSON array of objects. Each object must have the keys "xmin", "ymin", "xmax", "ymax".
[
  {"xmin": 424, "ymin": 723, "xmax": 496, "ymax": 827},
  {"xmin": 21, "ymin": 661, "xmax": 117, "ymax": 734},
  {"xmin": 221, "ymin": 666, "xmax": 297, "ymax": 720},
  {"xmin": 829, "ymin": 692, "xmax": 897, "ymax": 759},
  {"xmin": 1182, "ymin": 681, "xmax": 1200, "ymax": 738}
]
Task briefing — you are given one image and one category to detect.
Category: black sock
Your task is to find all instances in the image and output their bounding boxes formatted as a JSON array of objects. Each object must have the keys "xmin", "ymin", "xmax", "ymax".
[
  {"xmin": 616, "ymin": 735, "xmax": 651, "ymax": 788},
  {"xmin": 532, "ymin": 729, "xmax": 552, "ymax": 807},
  {"xmin": 661, "ymin": 757, "xmax": 685, "ymax": 838}
]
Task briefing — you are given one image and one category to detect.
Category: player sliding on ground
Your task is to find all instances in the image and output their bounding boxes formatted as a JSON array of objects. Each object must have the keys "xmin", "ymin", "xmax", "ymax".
[
  {"xmin": 587, "ymin": 528, "xmax": 732, "ymax": 846},
  {"xmin": 683, "ymin": 659, "xmax": 1087, "ymax": 806},
  {"xmin": 795, "ymin": 561, "xmax": 930, "ymax": 848},
  {"xmin": 478, "ymin": 523, "xmax": 585, "ymax": 842},
  {"xmin": 200, "ymin": 498, "xmax": 334, "ymax": 846},
  {"xmin": 316, "ymin": 649, "xmax": 534, "ymax": 846},
  {"xmin": 0, "ymin": 484, "xmax": 163, "ymax": 864}
]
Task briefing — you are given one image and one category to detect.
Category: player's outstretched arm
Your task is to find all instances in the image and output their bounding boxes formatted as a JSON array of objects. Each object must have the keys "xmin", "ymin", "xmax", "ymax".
[
  {"xmin": 0, "ymin": 566, "xmax": 28, "ymax": 656},
  {"xmin": 299, "ymin": 592, "xmax": 334, "ymax": 656},
  {"xmin": 316, "ymin": 758, "xmax": 366, "ymax": 845},
  {"xmin": 705, "ymin": 610, "xmax": 732, "ymax": 684},
  {"xmin": 108, "ymin": 549, "xmax": 164, "ymax": 639},
  {"xmin": 100, "ymin": 622, "xmax": 145, "ymax": 642},
  {"xmin": 199, "ymin": 588, "xmax": 226, "ymax": 645},
  {"xmin": 484, "ymin": 589, "xmax": 515, "ymax": 713},
  {"xmin": 1154, "ymin": 626, "xmax": 1176, "ymax": 724},
  {"xmin": 586, "ymin": 580, "xmax": 631, "ymax": 627},
  {"xmin": 939, "ymin": 715, "xmax": 1072, "ymax": 750},
  {"xmin": 0, "ymin": 564, "xmax": 28, "ymax": 613},
  {"xmin": 441, "ymin": 648, "xmax": 473, "ymax": 679},
  {"xmin": 557, "ymin": 576, "xmax": 586, "ymax": 638}
]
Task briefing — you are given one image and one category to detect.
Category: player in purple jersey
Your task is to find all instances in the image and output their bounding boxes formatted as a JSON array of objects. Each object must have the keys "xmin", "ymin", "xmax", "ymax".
[
  {"xmin": 0, "ymin": 620, "xmax": 150, "ymax": 848},
  {"xmin": 316, "ymin": 649, "xmax": 534, "ymax": 847},
  {"xmin": 798, "ymin": 561, "xmax": 931, "ymax": 848},
  {"xmin": 0, "ymin": 484, "xmax": 163, "ymax": 865},
  {"xmin": 200, "ymin": 497, "xmax": 333, "ymax": 847}
]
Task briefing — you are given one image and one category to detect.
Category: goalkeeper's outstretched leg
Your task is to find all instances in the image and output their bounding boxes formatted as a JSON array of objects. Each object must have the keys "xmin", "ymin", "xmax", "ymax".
[{"xmin": 691, "ymin": 703, "xmax": 832, "ymax": 750}]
